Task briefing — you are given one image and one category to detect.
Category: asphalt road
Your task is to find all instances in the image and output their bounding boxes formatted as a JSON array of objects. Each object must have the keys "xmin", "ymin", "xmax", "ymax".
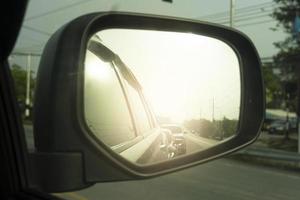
[
  {"xmin": 184, "ymin": 133, "xmax": 217, "ymax": 154},
  {"xmin": 55, "ymin": 158, "xmax": 300, "ymax": 200},
  {"xmin": 24, "ymin": 125, "xmax": 300, "ymax": 200}
]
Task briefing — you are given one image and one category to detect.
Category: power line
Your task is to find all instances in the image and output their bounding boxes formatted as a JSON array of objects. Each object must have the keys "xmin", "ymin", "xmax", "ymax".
[
  {"xmin": 215, "ymin": 13, "xmax": 272, "ymax": 25},
  {"xmin": 238, "ymin": 19, "xmax": 274, "ymax": 28},
  {"xmin": 13, "ymin": 43, "xmax": 45, "ymax": 53},
  {"xmin": 18, "ymin": 2, "xmax": 279, "ymax": 53},
  {"xmin": 208, "ymin": 5, "xmax": 275, "ymax": 23},
  {"xmin": 199, "ymin": 1, "xmax": 275, "ymax": 20},
  {"xmin": 24, "ymin": 0, "xmax": 93, "ymax": 21},
  {"xmin": 212, "ymin": 10, "xmax": 273, "ymax": 23},
  {"xmin": 234, "ymin": 12, "xmax": 272, "ymax": 22},
  {"xmin": 205, "ymin": 5, "xmax": 274, "ymax": 22},
  {"xmin": 22, "ymin": 2, "xmax": 276, "ymax": 38},
  {"xmin": 23, "ymin": 25, "xmax": 52, "ymax": 36},
  {"xmin": 18, "ymin": 18, "xmax": 276, "ymax": 54},
  {"xmin": 21, "ymin": 0, "xmax": 98, "ymax": 42},
  {"xmin": 200, "ymin": 6, "xmax": 266, "ymax": 19},
  {"xmin": 213, "ymin": 1, "xmax": 274, "ymax": 18},
  {"xmin": 197, "ymin": 2, "xmax": 277, "ymax": 28},
  {"xmin": 17, "ymin": 33, "xmax": 47, "ymax": 44}
]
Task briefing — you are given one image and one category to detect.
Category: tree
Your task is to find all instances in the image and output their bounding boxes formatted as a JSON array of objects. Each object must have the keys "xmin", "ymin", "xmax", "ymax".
[
  {"xmin": 221, "ymin": 117, "xmax": 238, "ymax": 138},
  {"xmin": 272, "ymin": 0, "xmax": 299, "ymax": 110},
  {"xmin": 262, "ymin": 63, "xmax": 282, "ymax": 107},
  {"xmin": 184, "ymin": 119, "xmax": 218, "ymax": 138},
  {"xmin": 10, "ymin": 64, "xmax": 35, "ymax": 116},
  {"xmin": 184, "ymin": 119, "xmax": 200, "ymax": 132},
  {"xmin": 198, "ymin": 119, "xmax": 218, "ymax": 138},
  {"xmin": 272, "ymin": 0, "xmax": 300, "ymax": 138}
]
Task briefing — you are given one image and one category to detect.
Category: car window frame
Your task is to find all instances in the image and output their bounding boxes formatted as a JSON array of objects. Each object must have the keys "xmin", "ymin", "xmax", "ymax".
[
  {"xmin": 112, "ymin": 60, "xmax": 157, "ymax": 137},
  {"xmin": 84, "ymin": 49, "xmax": 139, "ymax": 146},
  {"xmin": 86, "ymin": 42, "xmax": 158, "ymax": 153},
  {"xmin": 125, "ymin": 68, "xmax": 158, "ymax": 130}
]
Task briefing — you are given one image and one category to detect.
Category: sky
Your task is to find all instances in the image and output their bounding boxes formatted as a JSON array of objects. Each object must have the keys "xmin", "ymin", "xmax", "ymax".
[
  {"xmin": 96, "ymin": 29, "xmax": 240, "ymax": 122},
  {"xmin": 11, "ymin": 0, "xmax": 287, "ymax": 73},
  {"xmin": 13, "ymin": 0, "xmax": 286, "ymax": 57},
  {"xmin": 9, "ymin": 0, "xmax": 288, "ymax": 122}
]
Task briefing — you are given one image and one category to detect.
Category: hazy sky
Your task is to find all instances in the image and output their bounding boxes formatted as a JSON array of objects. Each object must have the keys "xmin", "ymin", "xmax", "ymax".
[
  {"xmin": 95, "ymin": 29, "xmax": 240, "ymax": 122},
  {"xmin": 13, "ymin": 0, "xmax": 286, "ymax": 57},
  {"xmin": 11, "ymin": 0, "xmax": 286, "ymax": 73},
  {"xmin": 9, "ymin": 0, "xmax": 287, "ymax": 122}
]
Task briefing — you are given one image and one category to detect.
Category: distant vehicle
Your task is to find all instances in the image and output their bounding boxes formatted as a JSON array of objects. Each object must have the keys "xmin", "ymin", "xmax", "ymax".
[
  {"xmin": 267, "ymin": 120, "xmax": 287, "ymax": 134},
  {"xmin": 212, "ymin": 134, "xmax": 224, "ymax": 141},
  {"xmin": 161, "ymin": 124, "xmax": 187, "ymax": 155}
]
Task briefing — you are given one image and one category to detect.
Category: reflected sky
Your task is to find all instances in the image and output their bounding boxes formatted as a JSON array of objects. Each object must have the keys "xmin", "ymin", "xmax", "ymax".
[{"xmin": 96, "ymin": 29, "xmax": 240, "ymax": 122}]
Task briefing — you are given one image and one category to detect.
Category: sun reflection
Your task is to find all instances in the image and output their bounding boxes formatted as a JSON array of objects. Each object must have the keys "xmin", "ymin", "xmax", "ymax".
[
  {"xmin": 96, "ymin": 29, "xmax": 241, "ymax": 122},
  {"xmin": 85, "ymin": 51, "xmax": 112, "ymax": 81}
]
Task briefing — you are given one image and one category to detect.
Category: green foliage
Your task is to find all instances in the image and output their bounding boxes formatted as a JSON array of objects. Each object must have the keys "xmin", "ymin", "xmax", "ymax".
[
  {"xmin": 220, "ymin": 117, "xmax": 238, "ymax": 138},
  {"xmin": 262, "ymin": 64, "xmax": 282, "ymax": 107},
  {"xmin": 199, "ymin": 119, "xmax": 218, "ymax": 138},
  {"xmin": 10, "ymin": 64, "xmax": 35, "ymax": 104},
  {"xmin": 184, "ymin": 119, "xmax": 217, "ymax": 138},
  {"xmin": 184, "ymin": 119, "xmax": 199, "ymax": 132},
  {"xmin": 272, "ymin": 0, "xmax": 300, "ymax": 77},
  {"xmin": 184, "ymin": 118, "xmax": 238, "ymax": 140},
  {"xmin": 272, "ymin": 0, "xmax": 300, "ymax": 34},
  {"xmin": 271, "ymin": 0, "xmax": 300, "ymax": 112}
]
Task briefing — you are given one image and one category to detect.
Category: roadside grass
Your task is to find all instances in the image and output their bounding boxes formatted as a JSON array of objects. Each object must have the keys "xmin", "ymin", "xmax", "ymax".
[
  {"xmin": 227, "ymin": 131, "xmax": 300, "ymax": 171},
  {"xmin": 266, "ymin": 137, "xmax": 298, "ymax": 152},
  {"xmin": 256, "ymin": 133, "xmax": 298, "ymax": 152},
  {"xmin": 227, "ymin": 153, "xmax": 300, "ymax": 172}
]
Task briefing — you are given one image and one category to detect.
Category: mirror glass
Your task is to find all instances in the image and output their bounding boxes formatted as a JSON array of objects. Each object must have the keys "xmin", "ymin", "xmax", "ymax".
[{"xmin": 84, "ymin": 29, "xmax": 241, "ymax": 165}]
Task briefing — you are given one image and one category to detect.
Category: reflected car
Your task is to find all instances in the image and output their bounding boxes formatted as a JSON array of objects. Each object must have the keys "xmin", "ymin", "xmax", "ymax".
[
  {"xmin": 161, "ymin": 124, "xmax": 187, "ymax": 155},
  {"xmin": 83, "ymin": 37, "xmax": 176, "ymax": 164}
]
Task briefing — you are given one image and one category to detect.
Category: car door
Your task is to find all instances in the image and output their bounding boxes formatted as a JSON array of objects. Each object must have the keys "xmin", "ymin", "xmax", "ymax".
[{"xmin": 85, "ymin": 40, "xmax": 167, "ymax": 164}]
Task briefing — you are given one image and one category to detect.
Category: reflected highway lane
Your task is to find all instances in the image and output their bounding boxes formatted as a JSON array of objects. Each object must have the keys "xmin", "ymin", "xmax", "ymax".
[{"xmin": 184, "ymin": 133, "xmax": 218, "ymax": 154}]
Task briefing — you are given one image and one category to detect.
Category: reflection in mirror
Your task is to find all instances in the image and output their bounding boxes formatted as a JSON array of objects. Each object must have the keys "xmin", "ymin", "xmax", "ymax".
[{"xmin": 84, "ymin": 29, "xmax": 240, "ymax": 166}]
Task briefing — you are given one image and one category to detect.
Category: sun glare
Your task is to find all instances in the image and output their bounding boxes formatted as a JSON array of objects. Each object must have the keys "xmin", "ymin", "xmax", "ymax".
[
  {"xmin": 96, "ymin": 29, "xmax": 241, "ymax": 122},
  {"xmin": 85, "ymin": 51, "xmax": 112, "ymax": 81}
]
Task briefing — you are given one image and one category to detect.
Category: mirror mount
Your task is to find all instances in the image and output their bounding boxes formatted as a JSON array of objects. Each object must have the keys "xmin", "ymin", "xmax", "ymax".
[{"xmin": 28, "ymin": 152, "xmax": 89, "ymax": 192}]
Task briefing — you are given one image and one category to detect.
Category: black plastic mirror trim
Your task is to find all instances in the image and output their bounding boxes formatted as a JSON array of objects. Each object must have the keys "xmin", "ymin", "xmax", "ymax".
[{"xmin": 32, "ymin": 12, "xmax": 264, "ymax": 192}]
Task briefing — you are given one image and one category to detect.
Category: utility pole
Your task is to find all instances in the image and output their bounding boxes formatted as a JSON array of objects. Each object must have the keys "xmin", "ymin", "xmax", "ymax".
[
  {"xmin": 285, "ymin": 93, "xmax": 290, "ymax": 140},
  {"xmin": 212, "ymin": 97, "xmax": 215, "ymax": 122},
  {"xmin": 199, "ymin": 108, "xmax": 202, "ymax": 119},
  {"xmin": 25, "ymin": 54, "xmax": 31, "ymax": 118},
  {"xmin": 298, "ymin": 77, "xmax": 300, "ymax": 153},
  {"xmin": 230, "ymin": 0, "xmax": 235, "ymax": 28}
]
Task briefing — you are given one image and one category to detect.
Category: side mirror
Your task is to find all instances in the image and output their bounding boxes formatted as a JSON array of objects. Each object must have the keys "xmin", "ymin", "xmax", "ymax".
[{"xmin": 29, "ymin": 12, "xmax": 264, "ymax": 192}]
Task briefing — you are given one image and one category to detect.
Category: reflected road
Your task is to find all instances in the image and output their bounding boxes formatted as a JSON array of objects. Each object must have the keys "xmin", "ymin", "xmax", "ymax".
[{"xmin": 184, "ymin": 133, "xmax": 217, "ymax": 154}]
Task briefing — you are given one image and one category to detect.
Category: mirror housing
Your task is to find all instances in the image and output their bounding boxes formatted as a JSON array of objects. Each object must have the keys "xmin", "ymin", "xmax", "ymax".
[{"xmin": 29, "ymin": 12, "xmax": 264, "ymax": 192}]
